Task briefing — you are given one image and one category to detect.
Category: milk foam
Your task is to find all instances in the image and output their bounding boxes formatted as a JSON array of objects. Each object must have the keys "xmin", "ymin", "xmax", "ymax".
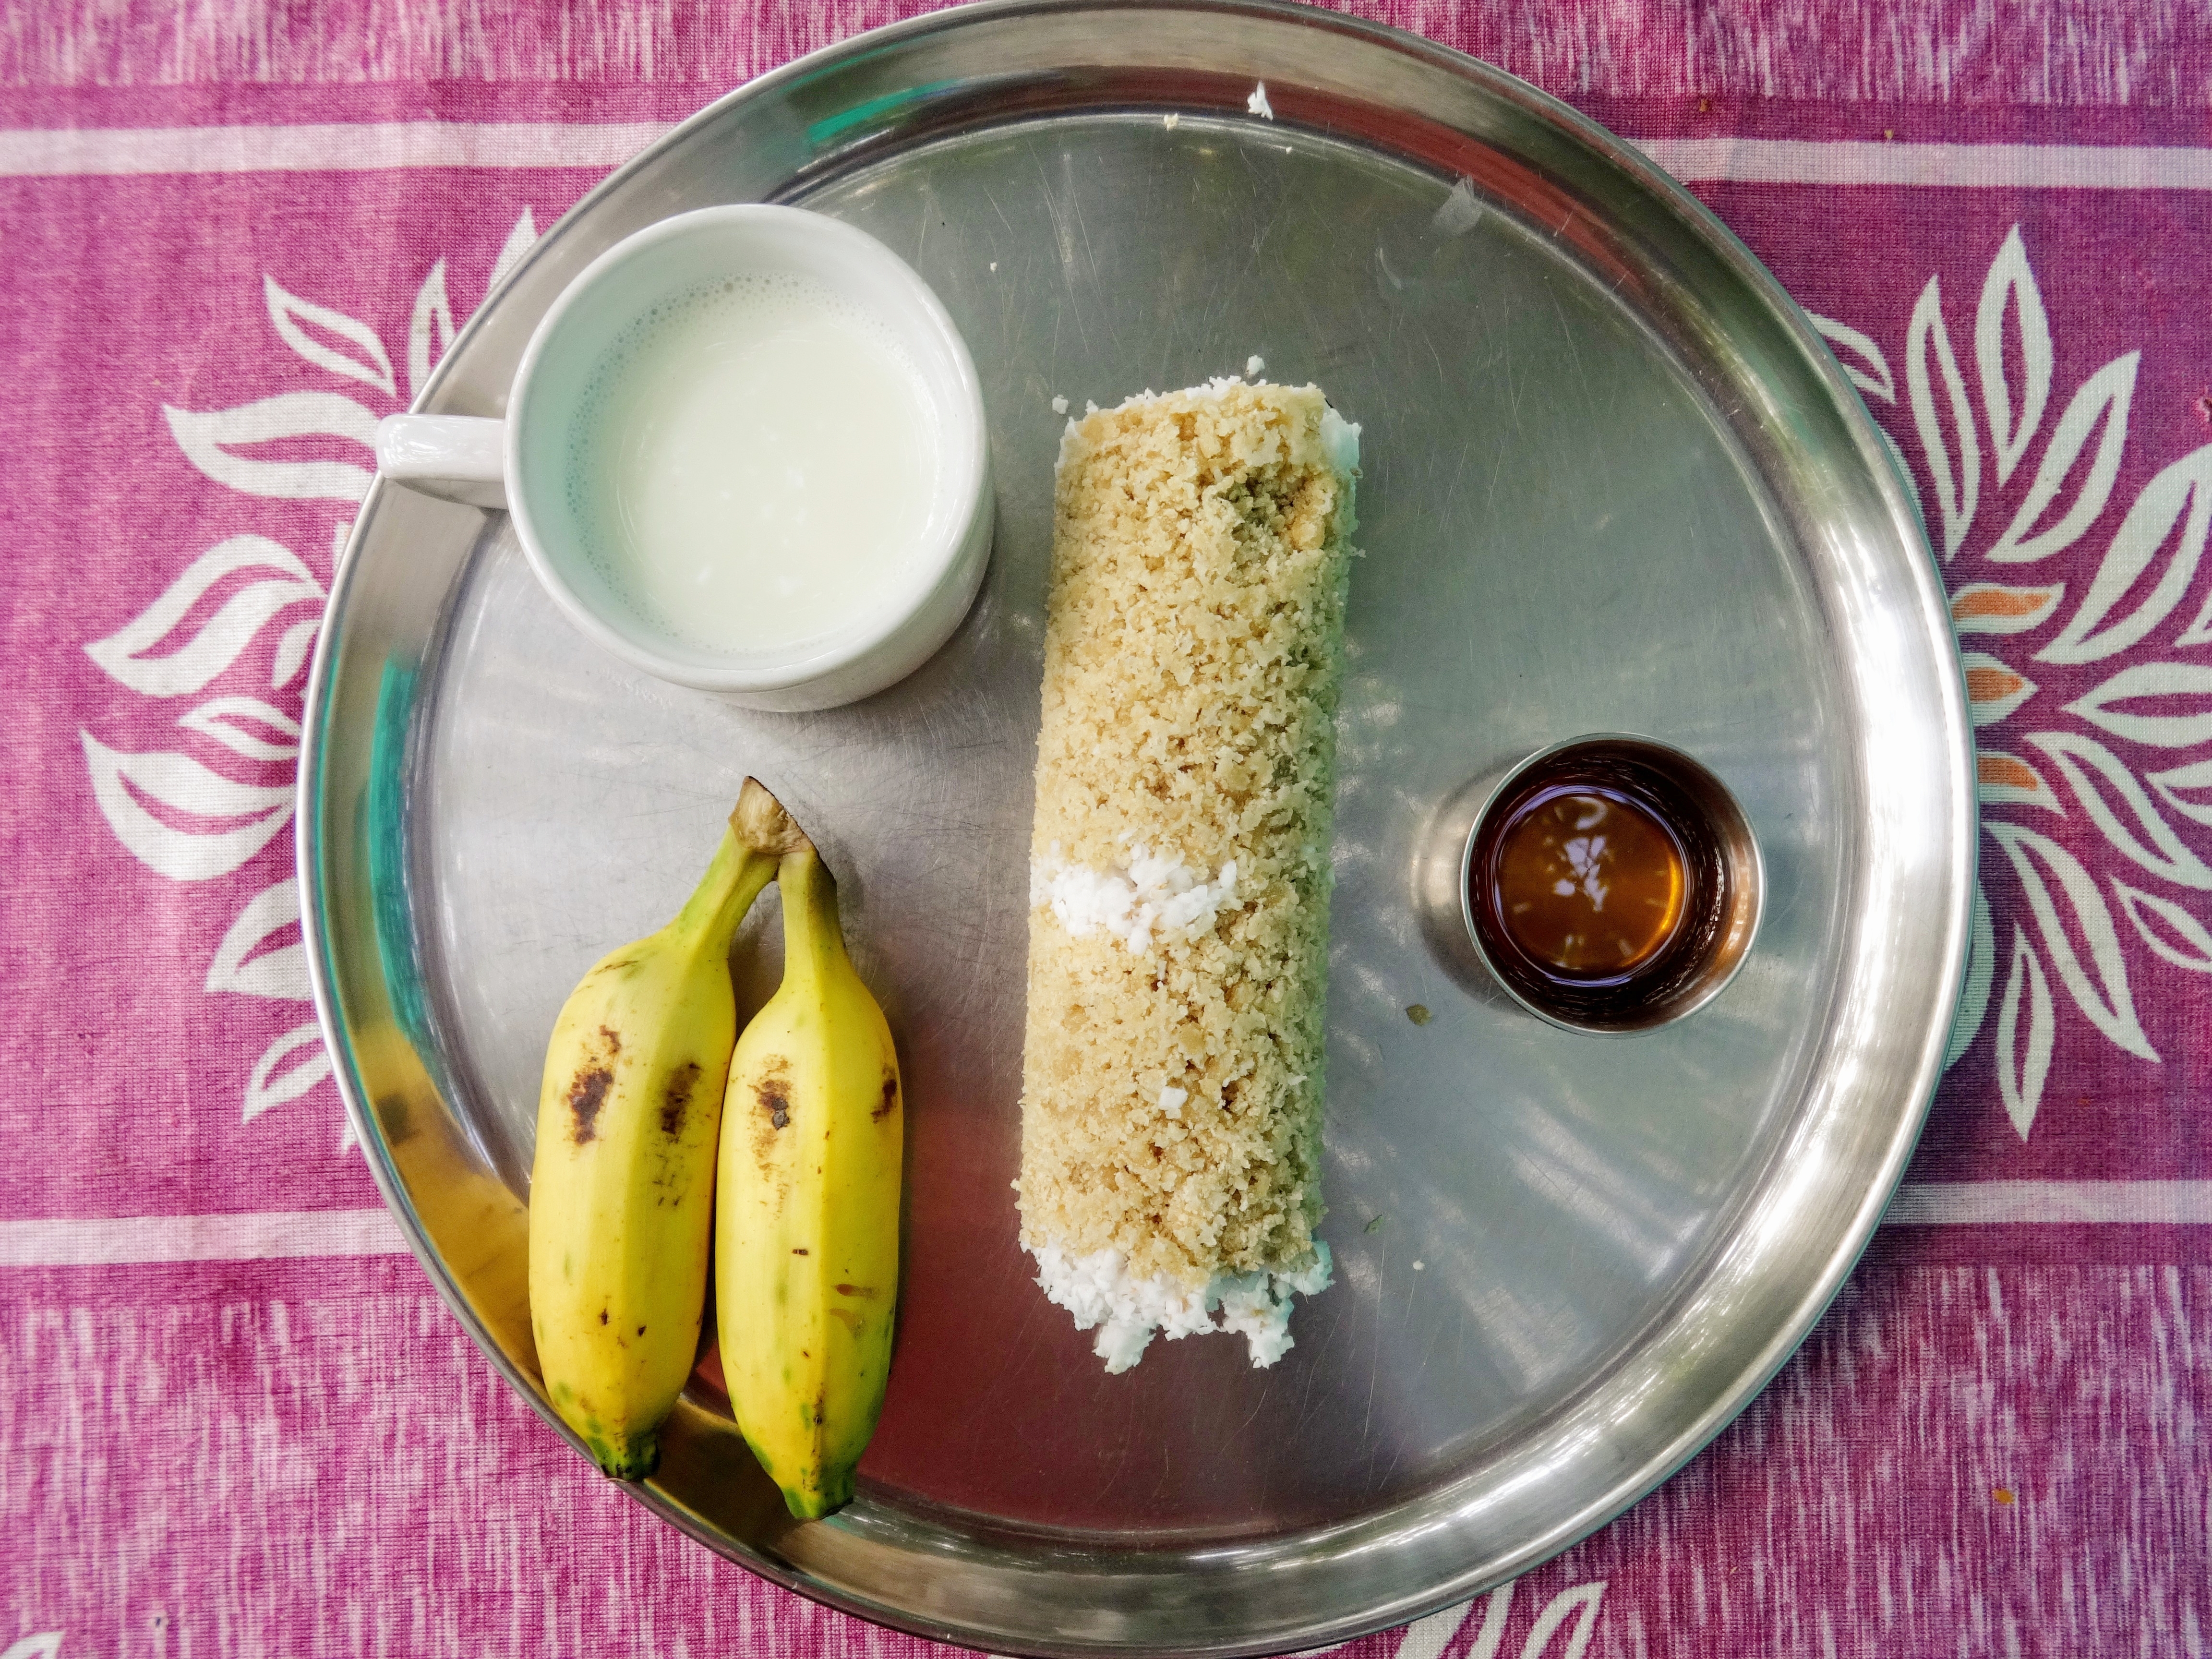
[{"xmin": 567, "ymin": 274, "xmax": 938, "ymax": 656}]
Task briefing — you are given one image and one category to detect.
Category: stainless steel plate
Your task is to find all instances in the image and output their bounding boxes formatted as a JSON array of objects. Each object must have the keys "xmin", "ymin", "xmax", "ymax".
[{"xmin": 300, "ymin": 2, "xmax": 1974, "ymax": 1651}]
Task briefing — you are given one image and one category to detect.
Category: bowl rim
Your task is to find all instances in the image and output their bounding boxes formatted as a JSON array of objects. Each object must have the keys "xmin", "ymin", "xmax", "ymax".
[{"xmin": 1453, "ymin": 731, "xmax": 1769, "ymax": 1035}]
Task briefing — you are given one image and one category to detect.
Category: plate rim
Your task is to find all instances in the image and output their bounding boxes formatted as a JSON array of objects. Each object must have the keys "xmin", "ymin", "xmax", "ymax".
[{"xmin": 297, "ymin": 1, "xmax": 1976, "ymax": 1650}]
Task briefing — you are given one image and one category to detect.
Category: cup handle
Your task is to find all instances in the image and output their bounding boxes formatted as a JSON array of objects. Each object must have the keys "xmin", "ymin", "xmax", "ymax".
[{"xmin": 375, "ymin": 414, "xmax": 508, "ymax": 509}]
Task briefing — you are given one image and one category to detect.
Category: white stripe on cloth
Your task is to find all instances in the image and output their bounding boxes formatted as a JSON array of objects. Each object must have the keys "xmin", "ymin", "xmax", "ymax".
[
  {"xmin": 1637, "ymin": 137, "xmax": 2212, "ymax": 190},
  {"xmin": 0, "ymin": 120, "xmax": 672, "ymax": 176},
  {"xmin": 0, "ymin": 124, "xmax": 2208, "ymax": 191},
  {"xmin": 1886, "ymin": 1181, "xmax": 2212, "ymax": 1225},
  {"xmin": 0, "ymin": 1208, "xmax": 409, "ymax": 1266}
]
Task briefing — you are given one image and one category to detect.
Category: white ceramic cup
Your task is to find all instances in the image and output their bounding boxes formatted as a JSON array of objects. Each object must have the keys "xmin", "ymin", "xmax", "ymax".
[{"xmin": 374, "ymin": 205, "xmax": 994, "ymax": 712}]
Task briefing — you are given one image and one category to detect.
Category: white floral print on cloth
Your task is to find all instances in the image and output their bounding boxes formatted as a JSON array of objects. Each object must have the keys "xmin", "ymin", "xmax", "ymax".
[
  {"xmin": 1816, "ymin": 227, "xmax": 2212, "ymax": 1140},
  {"xmin": 75, "ymin": 210, "xmax": 539, "ymax": 1140}
]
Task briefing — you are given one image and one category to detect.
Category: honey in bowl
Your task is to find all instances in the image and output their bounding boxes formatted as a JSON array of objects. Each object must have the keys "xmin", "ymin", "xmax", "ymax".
[
  {"xmin": 1489, "ymin": 786, "xmax": 1687, "ymax": 976},
  {"xmin": 1463, "ymin": 738, "xmax": 1756, "ymax": 1032}
]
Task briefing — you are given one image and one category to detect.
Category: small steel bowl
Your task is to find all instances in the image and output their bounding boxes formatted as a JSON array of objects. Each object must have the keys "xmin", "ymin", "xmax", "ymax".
[{"xmin": 1419, "ymin": 734, "xmax": 1764, "ymax": 1034}]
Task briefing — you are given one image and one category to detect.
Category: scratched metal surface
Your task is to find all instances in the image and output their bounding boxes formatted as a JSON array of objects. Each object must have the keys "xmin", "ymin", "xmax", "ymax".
[{"xmin": 299, "ymin": 2, "xmax": 1974, "ymax": 1652}]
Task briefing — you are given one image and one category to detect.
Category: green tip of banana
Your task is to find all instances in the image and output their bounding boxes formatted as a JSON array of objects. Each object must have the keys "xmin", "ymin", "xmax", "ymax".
[
  {"xmin": 588, "ymin": 1433, "xmax": 661, "ymax": 1483},
  {"xmin": 780, "ymin": 1472, "xmax": 854, "ymax": 1522}
]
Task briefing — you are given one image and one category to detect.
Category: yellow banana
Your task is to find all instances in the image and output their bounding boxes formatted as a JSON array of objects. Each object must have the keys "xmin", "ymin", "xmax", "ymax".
[
  {"xmin": 528, "ymin": 780, "xmax": 799, "ymax": 1479},
  {"xmin": 717, "ymin": 830, "xmax": 903, "ymax": 1519}
]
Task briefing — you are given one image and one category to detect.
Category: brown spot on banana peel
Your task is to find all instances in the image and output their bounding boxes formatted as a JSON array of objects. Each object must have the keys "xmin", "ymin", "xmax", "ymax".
[
  {"xmin": 749, "ymin": 1061, "xmax": 794, "ymax": 1183},
  {"xmin": 874, "ymin": 1073, "xmax": 899, "ymax": 1122},
  {"xmin": 754, "ymin": 1063, "xmax": 792, "ymax": 1131},
  {"xmin": 568, "ymin": 1066, "xmax": 613, "ymax": 1143},
  {"xmin": 827, "ymin": 1307, "xmax": 864, "ymax": 1335},
  {"xmin": 833, "ymin": 1284, "xmax": 878, "ymax": 1298},
  {"xmin": 660, "ymin": 1061, "xmax": 700, "ymax": 1138}
]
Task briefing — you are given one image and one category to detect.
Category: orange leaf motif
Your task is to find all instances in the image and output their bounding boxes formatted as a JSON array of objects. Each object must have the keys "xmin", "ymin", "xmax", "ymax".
[
  {"xmin": 1968, "ymin": 665, "xmax": 2027, "ymax": 702},
  {"xmin": 1951, "ymin": 582, "xmax": 2064, "ymax": 635},
  {"xmin": 1962, "ymin": 652, "xmax": 2037, "ymax": 727},
  {"xmin": 1977, "ymin": 750, "xmax": 2062, "ymax": 811}
]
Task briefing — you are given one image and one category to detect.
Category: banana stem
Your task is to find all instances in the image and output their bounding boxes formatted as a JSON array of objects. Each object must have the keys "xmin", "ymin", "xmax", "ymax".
[
  {"xmin": 730, "ymin": 777, "xmax": 812, "ymax": 859},
  {"xmin": 673, "ymin": 826, "xmax": 777, "ymax": 944},
  {"xmin": 777, "ymin": 843, "xmax": 846, "ymax": 986},
  {"xmin": 672, "ymin": 778, "xmax": 814, "ymax": 941},
  {"xmin": 728, "ymin": 776, "xmax": 836, "ymax": 971}
]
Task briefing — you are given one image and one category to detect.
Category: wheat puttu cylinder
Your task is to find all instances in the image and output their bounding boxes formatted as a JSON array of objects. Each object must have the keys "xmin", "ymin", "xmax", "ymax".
[{"xmin": 1017, "ymin": 376, "xmax": 1359, "ymax": 1371}]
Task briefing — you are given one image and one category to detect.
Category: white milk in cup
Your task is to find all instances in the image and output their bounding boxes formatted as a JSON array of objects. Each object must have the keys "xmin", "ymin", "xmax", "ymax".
[{"xmin": 570, "ymin": 275, "xmax": 938, "ymax": 657}]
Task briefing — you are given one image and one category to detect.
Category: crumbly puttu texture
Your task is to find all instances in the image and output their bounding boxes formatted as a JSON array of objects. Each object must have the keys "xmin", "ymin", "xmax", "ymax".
[{"xmin": 1018, "ymin": 377, "xmax": 1358, "ymax": 1371}]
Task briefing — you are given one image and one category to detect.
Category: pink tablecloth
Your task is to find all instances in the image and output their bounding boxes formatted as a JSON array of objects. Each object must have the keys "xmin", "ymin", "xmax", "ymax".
[{"xmin": 5, "ymin": 3, "xmax": 2209, "ymax": 1654}]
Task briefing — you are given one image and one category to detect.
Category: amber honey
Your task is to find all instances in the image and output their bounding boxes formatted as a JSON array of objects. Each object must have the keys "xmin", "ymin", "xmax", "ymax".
[
  {"xmin": 1467, "ymin": 740, "xmax": 1738, "ymax": 1029},
  {"xmin": 1490, "ymin": 787, "xmax": 1687, "ymax": 974}
]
